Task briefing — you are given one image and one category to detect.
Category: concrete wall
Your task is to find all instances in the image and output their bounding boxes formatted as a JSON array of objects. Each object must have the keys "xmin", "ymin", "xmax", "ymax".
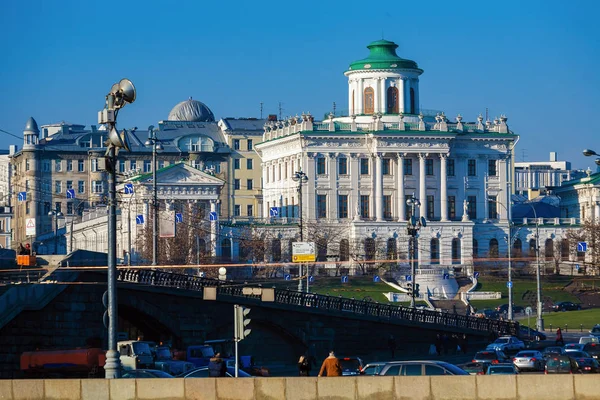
[{"xmin": 0, "ymin": 375, "xmax": 598, "ymax": 400}]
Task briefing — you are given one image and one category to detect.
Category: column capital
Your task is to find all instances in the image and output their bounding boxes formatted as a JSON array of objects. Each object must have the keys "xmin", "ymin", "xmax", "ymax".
[
  {"xmin": 395, "ymin": 153, "xmax": 404, "ymax": 160},
  {"xmin": 328, "ymin": 152, "xmax": 338, "ymax": 159},
  {"xmin": 349, "ymin": 153, "xmax": 360, "ymax": 159},
  {"xmin": 307, "ymin": 152, "xmax": 317, "ymax": 159},
  {"xmin": 439, "ymin": 153, "xmax": 449, "ymax": 159},
  {"xmin": 418, "ymin": 153, "xmax": 429, "ymax": 159}
]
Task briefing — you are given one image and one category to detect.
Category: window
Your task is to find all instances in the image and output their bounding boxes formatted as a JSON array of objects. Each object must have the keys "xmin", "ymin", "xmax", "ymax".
[
  {"xmin": 119, "ymin": 160, "xmax": 125, "ymax": 173},
  {"xmin": 67, "ymin": 160, "xmax": 73, "ymax": 172},
  {"xmin": 247, "ymin": 139, "xmax": 253, "ymax": 151},
  {"xmin": 360, "ymin": 195, "xmax": 369, "ymax": 218},
  {"xmin": 93, "ymin": 181, "xmax": 103, "ymax": 193},
  {"xmin": 25, "ymin": 180, "xmax": 29, "ymax": 190},
  {"xmin": 247, "ymin": 205, "xmax": 253, "ymax": 216},
  {"xmin": 42, "ymin": 160, "xmax": 50, "ymax": 172},
  {"xmin": 233, "ymin": 139, "xmax": 240, "ymax": 150},
  {"xmin": 489, "ymin": 238, "xmax": 499, "ymax": 258},
  {"xmin": 247, "ymin": 179, "xmax": 253, "ymax": 190},
  {"xmin": 78, "ymin": 159, "xmax": 85, "ymax": 172},
  {"xmin": 129, "ymin": 160, "xmax": 137, "ymax": 172},
  {"xmin": 473, "ymin": 239, "xmax": 479, "ymax": 258},
  {"xmin": 365, "ymin": 238, "xmax": 376, "ymax": 260},
  {"xmin": 338, "ymin": 195, "xmax": 348, "ymax": 218},
  {"xmin": 427, "ymin": 195, "xmax": 434, "ymax": 220},
  {"xmin": 234, "ymin": 179, "xmax": 240, "ymax": 190},
  {"xmin": 409, "ymin": 88, "xmax": 415, "ymax": 114},
  {"xmin": 67, "ymin": 202, "xmax": 73, "ymax": 215},
  {"xmin": 317, "ymin": 195, "xmax": 327, "ymax": 219},
  {"xmin": 66, "ymin": 180, "xmax": 73, "ymax": 190},
  {"xmin": 26, "ymin": 201, "xmax": 30, "ymax": 215},
  {"xmin": 55, "ymin": 181, "xmax": 61, "ymax": 194},
  {"xmin": 246, "ymin": 159, "xmax": 253, "ymax": 170},
  {"xmin": 55, "ymin": 160, "xmax": 62, "ymax": 172},
  {"xmin": 426, "ymin": 159, "xmax": 434, "ymax": 175},
  {"xmin": 340, "ymin": 239, "xmax": 350, "ymax": 261},
  {"xmin": 430, "ymin": 239, "xmax": 439, "ymax": 264},
  {"xmin": 364, "ymin": 87, "xmax": 374, "ymax": 114},
  {"xmin": 468, "ymin": 159, "xmax": 476, "ymax": 176},
  {"xmin": 425, "ymin": 365, "xmax": 445, "ymax": 376},
  {"xmin": 338, "ymin": 158, "xmax": 348, "ymax": 175},
  {"xmin": 383, "ymin": 195, "xmax": 392, "ymax": 219},
  {"xmin": 142, "ymin": 160, "xmax": 150, "ymax": 173},
  {"xmin": 404, "ymin": 158, "xmax": 413, "ymax": 175},
  {"xmin": 383, "ymin": 158, "xmax": 391, "ymax": 175},
  {"xmin": 158, "ymin": 160, "xmax": 165, "ymax": 170},
  {"xmin": 545, "ymin": 239, "xmax": 554, "ymax": 260},
  {"xmin": 448, "ymin": 196, "xmax": 456, "ymax": 219},
  {"xmin": 43, "ymin": 202, "xmax": 51, "ymax": 215},
  {"xmin": 387, "ymin": 238, "xmax": 397, "ymax": 260},
  {"xmin": 467, "ymin": 195, "xmax": 477, "ymax": 220},
  {"xmin": 387, "ymin": 87, "xmax": 399, "ymax": 114},
  {"xmin": 234, "ymin": 205, "xmax": 241, "ymax": 216},
  {"xmin": 360, "ymin": 158, "xmax": 369, "ymax": 175},
  {"xmin": 488, "ymin": 195, "xmax": 497, "ymax": 219},
  {"xmin": 317, "ymin": 157, "xmax": 326, "ymax": 175},
  {"xmin": 447, "ymin": 159, "xmax": 455, "ymax": 176},
  {"xmin": 452, "ymin": 238, "xmax": 461, "ymax": 264},
  {"xmin": 513, "ymin": 238, "xmax": 522, "ymax": 258},
  {"xmin": 234, "ymin": 159, "xmax": 240, "ymax": 170},
  {"xmin": 488, "ymin": 159, "xmax": 497, "ymax": 176},
  {"xmin": 404, "ymin": 364, "xmax": 421, "ymax": 376},
  {"xmin": 55, "ymin": 202, "xmax": 62, "ymax": 214},
  {"xmin": 561, "ymin": 239, "xmax": 569, "ymax": 261},
  {"xmin": 25, "ymin": 159, "xmax": 30, "ymax": 171},
  {"xmin": 78, "ymin": 181, "xmax": 85, "ymax": 194}
]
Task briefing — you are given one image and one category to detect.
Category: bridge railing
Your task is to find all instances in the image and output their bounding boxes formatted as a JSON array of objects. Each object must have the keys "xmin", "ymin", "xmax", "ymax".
[{"xmin": 117, "ymin": 269, "xmax": 519, "ymax": 336}]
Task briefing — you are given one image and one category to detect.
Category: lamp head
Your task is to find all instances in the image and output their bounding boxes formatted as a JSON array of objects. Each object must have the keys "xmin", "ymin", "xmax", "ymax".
[
  {"xmin": 595, "ymin": 158, "xmax": 600, "ymax": 166},
  {"xmin": 583, "ymin": 149, "xmax": 597, "ymax": 157},
  {"xmin": 108, "ymin": 127, "xmax": 131, "ymax": 152}
]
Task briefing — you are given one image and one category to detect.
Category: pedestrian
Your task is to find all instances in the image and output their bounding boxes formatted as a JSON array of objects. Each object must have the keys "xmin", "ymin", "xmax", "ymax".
[
  {"xmin": 18, "ymin": 243, "xmax": 27, "ymax": 255},
  {"xmin": 208, "ymin": 352, "xmax": 227, "ymax": 377},
  {"xmin": 460, "ymin": 334, "xmax": 468, "ymax": 355},
  {"xmin": 555, "ymin": 328, "xmax": 564, "ymax": 346},
  {"xmin": 298, "ymin": 355, "xmax": 311, "ymax": 376},
  {"xmin": 318, "ymin": 351, "xmax": 342, "ymax": 377},
  {"xmin": 435, "ymin": 333, "xmax": 442, "ymax": 356},
  {"xmin": 442, "ymin": 333, "xmax": 449, "ymax": 355},
  {"xmin": 24, "ymin": 243, "xmax": 31, "ymax": 255},
  {"xmin": 388, "ymin": 335, "xmax": 397, "ymax": 358}
]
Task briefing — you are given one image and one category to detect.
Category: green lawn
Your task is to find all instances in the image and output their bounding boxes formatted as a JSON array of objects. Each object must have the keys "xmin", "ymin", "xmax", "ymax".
[{"xmin": 518, "ymin": 308, "xmax": 600, "ymax": 331}]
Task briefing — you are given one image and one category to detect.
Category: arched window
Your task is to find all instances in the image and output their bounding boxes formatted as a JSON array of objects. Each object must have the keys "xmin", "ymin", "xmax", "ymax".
[
  {"xmin": 512, "ymin": 238, "xmax": 522, "ymax": 260},
  {"xmin": 561, "ymin": 239, "xmax": 569, "ymax": 261},
  {"xmin": 365, "ymin": 238, "xmax": 376, "ymax": 261},
  {"xmin": 473, "ymin": 239, "xmax": 478, "ymax": 258},
  {"xmin": 364, "ymin": 87, "xmax": 374, "ymax": 114},
  {"xmin": 221, "ymin": 239, "xmax": 231, "ymax": 262},
  {"xmin": 387, "ymin": 238, "xmax": 397, "ymax": 260},
  {"xmin": 430, "ymin": 238, "xmax": 440, "ymax": 264},
  {"xmin": 489, "ymin": 238, "xmax": 499, "ymax": 258},
  {"xmin": 545, "ymin": 239, "xmax": 554, "ymax": 260},
  {"xmin": 271, "ymin": 239, "xmax": 281, "ymax": 262},
  {"xmin": 529, "ymin": 239, "xmax": 537, "ymax": 259},
  {"xmin": 387, "ymin": 87, "xmax": 399, "ymax": 114},
  {"xmin": 317, "ymin": 239, "xmax": 327, "ymax": 262},
  {"xmin": 410, "ymin": 87, "xmax": 415, "ymax": 114},
  {"xmin": 452, "ymin": 238, "xmax": 461, "ymax": 264},
  {"xmin": 340, "ymin": 239, "xmax": 350, "ymax": 262},
  {"xmin": 351, "ymin": 90, "xmax": 355, "ymax": 115}
]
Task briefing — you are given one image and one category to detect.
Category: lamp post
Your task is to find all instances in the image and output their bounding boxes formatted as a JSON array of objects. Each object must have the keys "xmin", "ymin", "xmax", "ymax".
[
  {"xmin": 97, "ymin": 78, "xmax": 136, "ymax": 379},
  {"xmin": 145, "ymin": 126, "xmax": 163, "ymax": 266},
  {"xmin": 48, "ymin": 210, "xmax": 63, "ymax": 254},
  {"xmin": 292, "ymin": 170, "xmax": 308, "ymax": 292},
  {"xmin": 406, "ymin": 195, "xmax": 424, "ymax": 308}
]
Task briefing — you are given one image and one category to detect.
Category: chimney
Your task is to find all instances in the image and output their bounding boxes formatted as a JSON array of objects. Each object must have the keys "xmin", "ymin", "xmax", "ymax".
[
  {"xmin": 268, "ymin": 114, "xmax": 277, "ymax": 122},
  {"xmin": 549, "ymin": 152, "xmax": 557, "ymax": 162},
  {"xmin": 9, "ymin": 145, "xmax": 17, "ymax": 155}
]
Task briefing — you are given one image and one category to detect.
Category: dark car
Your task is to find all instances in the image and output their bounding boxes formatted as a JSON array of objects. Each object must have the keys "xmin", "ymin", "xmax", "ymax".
[
  {"xmin": 178, "ymin": 367, "xmax": 251, "ymax": 378},
  {"xmin": 575, "ymin": 357, "xmax": 600, "ymax": 373},
  {"xmin": 486, "ymin": 363, "xmax": 519, "ymax": 375},
  {"xmin": 495, "ymin": 304, "xmax": 525, "ymax": 314},
  {"xmin": 543, "ymin": 346, "xmax": 566, "ymax": 359},
  {"xmin": 339, "ymin": 357, "xmax": 364, "ymax": 376},
  {"xmin": 544, "ymin": 355, "xmax": 580, "ymax": 374},
  {"xmin": 456, "ymin": 362, "xmax": 490, "ymax": 375},
  {"xmin": 379, "ymin": 360, "xmax": 469, "ymax": 376},
  {"xmin": 473, "ymin": 350, "xmax": 510, "ymax": 364},
  {"xmin": 519, "ymin": 326, "xmax": 547, "ymax": 341},
  {"xmin": 583, "ymin": 342, "xmax": 600, "ymax": 360},
  {"xmin": 121, "ymin": 369, "xmax": 174, "ymax": 378},
  {"xmin": 360, "ymin": 362, "xmax": 387, "ymax": 376},
  {"xmin": 551, "ymin": 302, "xmax": 582, "ymax": 312}
]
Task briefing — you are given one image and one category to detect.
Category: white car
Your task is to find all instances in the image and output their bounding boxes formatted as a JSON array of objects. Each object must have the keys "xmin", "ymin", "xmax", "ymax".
[{"xmin": 486, "ymin": 336, "xmax": 525, "ymax": 353}]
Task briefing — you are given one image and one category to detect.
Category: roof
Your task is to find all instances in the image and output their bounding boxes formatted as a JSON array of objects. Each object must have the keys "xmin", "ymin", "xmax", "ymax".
[
  {"xmin": 348, "ymin": 40, "xmax": 422, "ymax": 73},
  {"xmin": 168, "ymin": 98, "xmax": 215, "ymax": 122},
  {"xmin": 220, "ymin": 118, "xmax": 267, "ymax": 132},
  {"xmin": 558, "ymin": 172, "xmax": 600, "ymax": 187},
  {"xmin": 24, "ymin": 117, "xmax": 39, "ymax": 134},
  {"xmin": 512, "ymin": 202, "xmax": 560, "ymax": 219}
]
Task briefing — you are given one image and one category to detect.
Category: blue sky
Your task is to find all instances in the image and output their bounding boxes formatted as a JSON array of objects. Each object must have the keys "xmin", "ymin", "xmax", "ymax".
[{"xmin": 1, "ymin": 0, "xmax": 598, "ymax": 168}]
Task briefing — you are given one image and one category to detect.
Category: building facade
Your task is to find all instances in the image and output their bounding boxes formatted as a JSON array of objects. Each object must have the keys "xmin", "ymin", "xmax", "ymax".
[{"xmin": 515, "ymin": 152, "xmax": 584, "ymax": 198}]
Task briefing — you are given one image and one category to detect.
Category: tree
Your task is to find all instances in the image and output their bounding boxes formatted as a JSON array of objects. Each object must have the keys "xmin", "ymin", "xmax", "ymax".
[{"xmin": 565, "ymin": 218, "xmax": 600, "ymax": 275}]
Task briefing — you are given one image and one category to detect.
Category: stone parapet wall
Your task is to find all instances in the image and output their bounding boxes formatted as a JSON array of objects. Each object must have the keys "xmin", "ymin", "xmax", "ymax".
[{"xmin": 0, "ymin": 375, "xmax": 597, "ymax": 400}]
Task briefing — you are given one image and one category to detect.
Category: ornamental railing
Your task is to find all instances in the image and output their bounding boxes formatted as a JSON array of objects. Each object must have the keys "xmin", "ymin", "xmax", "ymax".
[{"xmin": 117, "ymin": 268, "xmax": 518, "ymax": 336}]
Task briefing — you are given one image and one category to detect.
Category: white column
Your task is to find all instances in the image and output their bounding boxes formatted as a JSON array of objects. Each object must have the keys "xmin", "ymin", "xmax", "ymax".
[
  {"xmin": 357, "ymin": 79, "xmax": 364, "ymax": 114},
  {"xmin": 414, "ymin": 79, "xmax": 420, "ymax": 113},
  {"xmin": 210, "ymin": 200, "xmax": 218, "ymax": 257},
  {"xmin": 399, "ymin": 78, "xmax": 405, "ymax": 113},
  {"xmin": 397, "ymin": 154, "xmax": 405, "ymax": 221},
  {"xmin": 329, "ymin": 153, "xmax": 338, "ymax": 220},
  {"xmin": 375, "ymin": 154, "xmax": 384, "ymax": 221},
  {"xmin": 379, "ymin": 78, "xmax": 386, "ymax": 114},
  {"xmin": 595, "ymin": 203, "xmax": 600, "ymax": 221},
  {"xmin": 440, "ymin": 153, "xmax": 448, "ymax": 221},
  {"xmin": 348, "ymin": 80, "xmax": 353, "ymax": 114},
  {"xmin": 419, "ymin": 153, "xmax": 427, "ymax": 219}
]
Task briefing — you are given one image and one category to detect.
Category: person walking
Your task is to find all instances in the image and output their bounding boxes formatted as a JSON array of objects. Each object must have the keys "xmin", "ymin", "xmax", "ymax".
[
  {"xmin": 208, "ymin": 352, "xmax": 227, "ymax": 377},
  {"xmin": 388, "ymin": 335, "xmax": 397, "ymax": 358},
  {"xmin": 318, "ymin": 351, "xmax": 342, "ymax": 377},
  {"xmin": 298, "ymin": 355, "xmax": 312, "ymax": 376},
  {"xmin": 555, "ymin": 328, "xmax": 564, "ymax": 346}
]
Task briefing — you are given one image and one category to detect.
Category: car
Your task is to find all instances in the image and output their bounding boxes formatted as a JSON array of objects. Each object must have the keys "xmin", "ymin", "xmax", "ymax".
[
  {"xmin": 544, "ymin": 355, "xmax": 580, "ymax": 374},
  {"xmin": 495, "ymin": 304, "xmax": 525, "ymax": 314},
  {"xmin": 486, "ymin": 336, "xmax": 525, "ymax": 353},
  {"xmin": 542, "ymin": 346, "xmax": 566, "ymax": 359},
  {"xmin": 561, "ymin": 350, "xmax": 590, "ymax": 359},
  {"xmin": 512, "ymin": 350, "xmax": 544, "ymax": 371},
  {"xmin": 519, "ymin": 326, "xmax": 547, "ymax": 341},
  {"xmin": 583, "ymin": 342, "xmax": 600, "ymax": 360},
  {"xmin": 579, "ymin": 336, "xmax": 599, "ymax": 345},
  {"xmin": 590, "ymin": 324, "xmax": 600, "ymax": 338},
  {"xmin": 472, "ymin": 350, "xmax": 510, "ymax": 364},
  {"xmin": 360, "ymin": 362, "xmax": 387, "ymax": 376},
  {"xmin": 564, "ymin": 343, "xmax": 585, "ymax": 352},
  {"xmin": 486, "ymin": 363, "xmax": 519, "ymax": 375},
  {"xmin": 338, "ymin": 357, "xmax": 364, "ymax": 376},
  {"xmin": 551, "ymin": 302, "xmax": 582, "ymax": 312},
  {"xmin": 378, "ymin": 360, "xmax": 469, "ymax": 376},
  {"xmin": 456, "ymin": 362, "xmax": 491, "ymax": 375},
  {"xmin": 574, "ymin": 357, "xmax": 600, "ymax": 373},
  {"xmin": 178, "ymin": 366, "xmax": 252, "ymax": 378},
  {"xmin": 121, "ymin": 369, "xmax": 174, "ymax": 378},
  {"xmin": 474, "ymin": 309, "xmax": 500, "ymax": 319}
]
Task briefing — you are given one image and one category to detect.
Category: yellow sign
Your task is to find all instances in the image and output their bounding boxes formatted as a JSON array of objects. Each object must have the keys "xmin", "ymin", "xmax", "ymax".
[
  {"xmin": 293, "ymin": 254, "xmax": 316, "ymax": 263},
  {"xmin": 292, "ymin": 242, "xmax": 316, "ymax": 263}
]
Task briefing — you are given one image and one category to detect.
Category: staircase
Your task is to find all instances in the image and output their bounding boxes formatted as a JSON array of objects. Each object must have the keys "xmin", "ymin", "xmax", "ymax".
[{"xmin": 430, "ymin": 276, "xmax": 473, "ymax": 314}]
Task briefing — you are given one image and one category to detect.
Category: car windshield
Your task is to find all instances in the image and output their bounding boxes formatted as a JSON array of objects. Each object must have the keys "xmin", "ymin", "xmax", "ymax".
[
  {"xmin": 475, "ymin": 352, "xmax": 497, "ymax": 360},
  {"xmin": 494, "ymin": 338, "xmax": 509, "ymax": 344},
  {"xmin": 546, "ymin": 358, "xmax": 570, "ymax": 369},
  {"xmin": 544, "ymin": 347, "xmax": 563, "ymax": 354},
  {"xmin": 156, "ymin": 348, "xmax": 172, "ymax": 359},
  {"xmin": 516, "ymin": 352, "xmax": 536, "ymax": 357},
  {"xmin": 133, "ymin": 342, "xmax": 153, "ymax": 356}
]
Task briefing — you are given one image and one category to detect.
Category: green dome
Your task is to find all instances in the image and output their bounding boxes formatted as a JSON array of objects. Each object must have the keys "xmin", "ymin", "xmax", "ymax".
[{"xmin": 348, "ymin": 40, "xmax": 422, "ymax": 73}]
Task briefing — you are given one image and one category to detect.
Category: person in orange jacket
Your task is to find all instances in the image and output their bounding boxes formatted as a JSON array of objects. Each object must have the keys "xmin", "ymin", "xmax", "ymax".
[{"xmin": 318, "ymin": 351, "xmax": 342, "ymax": 377}]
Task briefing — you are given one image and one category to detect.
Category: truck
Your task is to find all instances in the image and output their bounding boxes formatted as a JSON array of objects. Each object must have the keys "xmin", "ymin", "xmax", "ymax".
[
  {"xmin": 117, "ymin": 340, "xmax": 154, "ymax": 371},
  {"xmin": 153, "ymin": 346, "xmax": 194, "ymax": 376},
  {"xmin": 20, "ymin": 348, "xmax": 106, "ymax": 378}
]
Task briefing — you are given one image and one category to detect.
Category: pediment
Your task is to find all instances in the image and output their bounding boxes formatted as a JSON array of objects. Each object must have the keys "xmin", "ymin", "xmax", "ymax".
[{"xmin": 128, "ymin": 163, "xmax": 224, "ymax": 186}]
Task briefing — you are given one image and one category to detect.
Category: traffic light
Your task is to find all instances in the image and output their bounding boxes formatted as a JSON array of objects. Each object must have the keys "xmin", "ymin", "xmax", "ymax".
[
  {"xmin": 406, "ymin": 282, "xmax": 413, "ymax": 296},
  {"xmin": 414, "ymin": 284, "xmax": 420, "ymax": 298},
  {"xmin": 235, "ymin": 305, "xmax": 251, "ymax": 341}
]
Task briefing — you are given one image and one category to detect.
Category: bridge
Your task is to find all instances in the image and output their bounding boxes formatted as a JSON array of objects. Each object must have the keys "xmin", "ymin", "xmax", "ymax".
[{"xmin": 0, "ymin": 265, "xmax": 518, "ymax": 378}]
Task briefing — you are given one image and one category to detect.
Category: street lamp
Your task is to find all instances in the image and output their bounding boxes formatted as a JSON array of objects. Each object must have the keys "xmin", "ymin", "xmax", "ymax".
[
  {"xmin": 97, "ymin": 78, "xmax": 136, "ymax": 379},
  {"xmin": 292, "ymin": 170, "xmax": 308, "ymax": 292},
  {"xmin": 406, "ymin": 195, "xmax": 425, "ymax": 308},
  {"xmin": 145, "ymin": 126, "xmax": 163, "ymax": 266},
  {"xmin": 48, "ymin": 210, "xmax": 63, "ymax": 254},
  {"xmin": 583, "ymin": 149, "xmax": 600, "ymax": 167}
]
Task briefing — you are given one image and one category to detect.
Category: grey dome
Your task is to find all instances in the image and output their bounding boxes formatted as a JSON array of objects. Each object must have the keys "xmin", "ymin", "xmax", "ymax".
[
  {"xmin": 168, "ymin": 98, "xmax": 215, "ymax": 122},
  {"xmin": 24, "ymin": 117, "xmax": 39, "ymax": 134}
]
